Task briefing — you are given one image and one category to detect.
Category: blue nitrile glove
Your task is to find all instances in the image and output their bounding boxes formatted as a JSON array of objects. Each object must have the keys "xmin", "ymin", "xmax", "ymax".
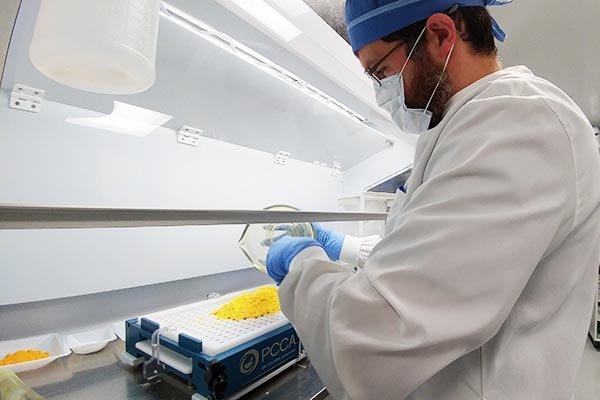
[
  {"xmin": 312, "ymin": 223, "xmax": 345, "ymax": 261},
  {"xmin": 266, "ymin": 236, "xmax": 322, "ymax": 284}
]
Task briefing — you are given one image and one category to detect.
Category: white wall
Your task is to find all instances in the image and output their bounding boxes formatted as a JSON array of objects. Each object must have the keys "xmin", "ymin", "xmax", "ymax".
[{"xmin": 0, "ymin": 95, "xmax": 344, "ymax": 305}]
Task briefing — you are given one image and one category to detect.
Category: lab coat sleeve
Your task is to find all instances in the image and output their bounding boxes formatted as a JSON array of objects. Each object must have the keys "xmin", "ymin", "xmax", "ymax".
[
  {"xmin": 278, "ymin": 97, "xmax": 574, "ymax": 400},
  {"xmin": 339, "ymin": 234, "xmax": 381, "ymax": 268}
]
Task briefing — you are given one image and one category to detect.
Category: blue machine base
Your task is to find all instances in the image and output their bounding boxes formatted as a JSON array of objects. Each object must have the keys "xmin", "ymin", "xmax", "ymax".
[{"xmin": 125, "ymin": 317, "xmax": 303, "ymax": 400}]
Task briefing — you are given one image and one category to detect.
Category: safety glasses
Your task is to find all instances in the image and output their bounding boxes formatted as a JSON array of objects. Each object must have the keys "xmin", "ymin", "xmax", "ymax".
[
  {"xmin": 363, "ymin": 41, "xmax": 404, "ymax": 87},
  {"xmin": 364, "ymin": 4, "xmax": 460, "ymax": 87}
]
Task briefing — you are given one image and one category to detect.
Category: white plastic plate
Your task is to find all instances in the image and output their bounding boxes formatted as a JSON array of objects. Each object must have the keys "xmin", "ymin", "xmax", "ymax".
[
  {"xmin": 66, "ymin": 327, "xmax": 117, "ymax": 354},
  {"xmin": 0, "ymin": 333, "xmax": 71, "ymax": 373}
]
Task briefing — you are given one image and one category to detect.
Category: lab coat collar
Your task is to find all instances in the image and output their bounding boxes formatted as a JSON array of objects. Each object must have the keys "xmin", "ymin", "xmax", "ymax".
[{"xmin": 444, "ymin": 65, "xmax": 533, "ymax": 115}]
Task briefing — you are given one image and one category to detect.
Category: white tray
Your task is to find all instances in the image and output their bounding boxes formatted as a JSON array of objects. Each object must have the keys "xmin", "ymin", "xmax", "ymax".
[
  {"xmin": 141, "ymin": 286, "xmax": 289, "ymax": 356},
  {"xmin": 0, "ymin": 333, "xmax": 71, "ymax": 373},
  {"xmin": 66, "ymin": 327, "xmax": 117, "ymax": 354}
]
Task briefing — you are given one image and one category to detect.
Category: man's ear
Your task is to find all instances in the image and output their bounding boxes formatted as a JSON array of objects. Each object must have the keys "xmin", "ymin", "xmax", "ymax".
[{"xmin": 425, "ymin": 13, "xmax": 457, "ymax": 61}]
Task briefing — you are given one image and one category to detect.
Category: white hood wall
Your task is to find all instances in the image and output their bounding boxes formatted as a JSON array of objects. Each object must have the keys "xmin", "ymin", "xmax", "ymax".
[{"xmin": 0, "ymin": 96, "xmax": 344, "ymax": 305}]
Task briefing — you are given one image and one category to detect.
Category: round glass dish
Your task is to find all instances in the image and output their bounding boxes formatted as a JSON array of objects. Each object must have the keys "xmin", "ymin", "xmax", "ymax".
[{"xmin": 238, "ymin": 205, "xmax": 315, "ymax": 272}]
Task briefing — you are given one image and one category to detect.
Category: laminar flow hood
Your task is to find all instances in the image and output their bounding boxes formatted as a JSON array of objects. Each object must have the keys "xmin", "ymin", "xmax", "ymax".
[{"xmin": 1, "ymin": 0, "xmax": 416, "ymax": 171}]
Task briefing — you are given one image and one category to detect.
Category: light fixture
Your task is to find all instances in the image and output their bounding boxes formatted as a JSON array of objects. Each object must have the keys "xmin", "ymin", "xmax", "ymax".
[
  {"xmin": 226, "ymin": 0, "xmax": 302, "ymax": 42},
  {"xmin": 269, "ymin": 0, "xmax": 313, "ymax": 18},
  {"xmin": 66, "ymin": 101, "xmax": 172, "ymax": 137},
  {"xmin": 159, "ymin": 2, "xmax": 393, "ymax": 143}
]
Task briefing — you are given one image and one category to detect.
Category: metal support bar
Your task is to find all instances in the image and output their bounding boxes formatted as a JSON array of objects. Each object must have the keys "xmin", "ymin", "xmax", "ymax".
[
  {"xmin": 309, "ymin": 388, "xmax": 329, "ymax": 400},
  {"xmin": 0, "ymin": 205, "xmax": 387, "ymax": 229}
]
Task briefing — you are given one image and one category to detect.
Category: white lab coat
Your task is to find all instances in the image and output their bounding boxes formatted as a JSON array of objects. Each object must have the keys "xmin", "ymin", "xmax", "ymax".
[{"xmin": 279, "ymin": 66, "xmax": 600, "ymax": 400}]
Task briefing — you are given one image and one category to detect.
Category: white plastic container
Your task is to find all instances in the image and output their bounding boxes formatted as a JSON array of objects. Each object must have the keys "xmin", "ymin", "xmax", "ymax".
[
  {"xmin": 29, "ymin": 0, "xmax": 160, "ymax": 94},
  {"xmin": 338, "ymin": 192, "xmax": 397, "ymax": 236},
  {"xmin": 66, "ymin": 327, "xmax": 117, "ymax": 355},
  {"xmin": 0, "ymin": 333, "xmax": 71, "ymax": 373}
]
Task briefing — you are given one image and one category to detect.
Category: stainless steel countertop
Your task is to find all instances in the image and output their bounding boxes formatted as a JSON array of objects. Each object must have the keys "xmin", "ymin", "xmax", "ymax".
[{"xmin": 18, "ymin": 340, "xmax": 329, "ymax": 400}]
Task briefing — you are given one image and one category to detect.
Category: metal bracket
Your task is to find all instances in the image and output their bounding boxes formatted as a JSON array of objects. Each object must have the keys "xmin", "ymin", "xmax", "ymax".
[
  {"xmin": 274, "ymin": 151, "xmax": 290, "ymax": 165},
  {"xmin": 177, "ymin": 126, "xmax": 202, "ymax": 147},
  {"xmin": 118, "ymin": 351, "xmax": 145, "ymax": 367},
  {"xmin": 9, "ymin": 84, "xmax": 44, "ymax": 113},
  {"xmin": 331, "ymin": 162, "xmax": 342, "ymax": 177}
]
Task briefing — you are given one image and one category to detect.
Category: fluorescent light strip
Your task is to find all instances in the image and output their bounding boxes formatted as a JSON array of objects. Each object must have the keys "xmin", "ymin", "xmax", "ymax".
[
  {"xmin": 159, "ymin": 2, "xmax": 393, "ymax": 143},
  {"xmin": 227, "ymin": 0, "xmax": 302, "ymax": 42}
]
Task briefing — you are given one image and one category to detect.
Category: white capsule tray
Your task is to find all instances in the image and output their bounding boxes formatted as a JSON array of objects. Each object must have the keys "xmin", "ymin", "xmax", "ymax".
[{"xmin": 139, "ymin": 286, "xmax": 289, "ymax": 357}]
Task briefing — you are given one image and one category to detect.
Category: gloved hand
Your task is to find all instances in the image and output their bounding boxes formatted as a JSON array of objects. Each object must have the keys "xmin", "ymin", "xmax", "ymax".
[
  {"xmin": 312, "ymin": 223, "xmax": 345, "ymax": 261},
  {"xmin": 266, "ymin": 236, "xmax": 322, "ymax": 284},
  {"xmin": 262, "ymin": 223, "xmax": 345, "ymax": 261}
]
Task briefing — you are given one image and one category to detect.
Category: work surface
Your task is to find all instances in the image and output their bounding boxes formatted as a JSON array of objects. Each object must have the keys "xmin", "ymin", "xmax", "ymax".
[
  {"xmin": 16, "ymin": 334, "xmax": 599, "ymax": 399},
  {"xmin": 18, "ymin": 340, "xmax": 328, "ymax": 400}
]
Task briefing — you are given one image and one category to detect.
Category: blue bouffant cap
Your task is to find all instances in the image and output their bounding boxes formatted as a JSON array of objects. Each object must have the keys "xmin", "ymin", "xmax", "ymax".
[{"xmin": 345, "ymin": 0, "xmax": 512, "ymax": 52}]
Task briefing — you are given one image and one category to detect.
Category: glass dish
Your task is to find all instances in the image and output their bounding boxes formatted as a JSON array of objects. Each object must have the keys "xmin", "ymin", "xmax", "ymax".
[{"xmin": 238, "ymin": 205, "xmax": 315, "ymax": 272}]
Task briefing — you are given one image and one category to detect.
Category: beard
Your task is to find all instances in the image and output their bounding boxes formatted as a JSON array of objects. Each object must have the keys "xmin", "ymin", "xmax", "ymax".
[{"xmin": 404, "ymin": 47, "xmax": 453, "ymax": 129}]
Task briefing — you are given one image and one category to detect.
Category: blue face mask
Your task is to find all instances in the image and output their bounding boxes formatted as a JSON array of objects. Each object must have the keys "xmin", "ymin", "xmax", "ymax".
[{"xmin": 374, "ymin": 27, "xmax": 454, "ymax": 135}]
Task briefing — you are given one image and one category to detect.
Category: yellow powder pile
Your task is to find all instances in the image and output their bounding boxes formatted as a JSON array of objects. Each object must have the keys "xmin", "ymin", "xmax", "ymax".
[
  {"xmin": 213, "ymin": 286, "xmax": 281, "ymax": 321},
  {"xmin": 0, "ymin": 349, "xmax": 50, "ymax": 366}
]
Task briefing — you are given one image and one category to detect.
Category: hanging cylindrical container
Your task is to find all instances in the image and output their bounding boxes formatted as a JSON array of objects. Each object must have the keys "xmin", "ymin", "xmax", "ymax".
[{"xmin": 29, "ymin": 0, "xmax": 160, "ymax": 94}]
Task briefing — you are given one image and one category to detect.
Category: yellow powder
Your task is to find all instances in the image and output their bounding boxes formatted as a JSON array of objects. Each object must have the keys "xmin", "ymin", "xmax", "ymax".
[
  {"xmin": 0, "ymin": 349, "xmax": 50, "ymax": 366},
  {"xmin": 213, "ymin": 286, "xmax": 280, "ymax": 321}
]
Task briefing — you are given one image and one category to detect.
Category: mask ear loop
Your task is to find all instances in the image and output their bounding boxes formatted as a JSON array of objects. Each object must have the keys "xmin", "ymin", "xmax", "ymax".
[
  {"xmin": 422, "ymin": 41, "xmax": 455, "ymax": 115},
  {"xmin": 400, "ymin": 25, "xmax": 428, "ymax": 76}
]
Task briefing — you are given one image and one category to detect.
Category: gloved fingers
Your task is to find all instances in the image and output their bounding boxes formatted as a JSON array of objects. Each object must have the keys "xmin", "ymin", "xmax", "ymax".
[
  {"xmin": 311, "ymin": 222, "xmax": 328, "ymax": 243},
  {"xmin": 266, "ymin": 235, "xmax": 300, "ymax": 284},
  {"xmin": 311, "ymin": 222, "xmax": 324, "ymax": 233}
]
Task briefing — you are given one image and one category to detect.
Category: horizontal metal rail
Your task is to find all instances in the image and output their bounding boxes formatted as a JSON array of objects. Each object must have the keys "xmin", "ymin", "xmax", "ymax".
[{"xmin": 0, "ymin": 205, "xmax": 387, "ymax": 229}]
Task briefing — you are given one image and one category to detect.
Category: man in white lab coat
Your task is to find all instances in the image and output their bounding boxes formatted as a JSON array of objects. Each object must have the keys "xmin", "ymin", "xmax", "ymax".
[{"xmin": 266, "ymin": 1, "xmax": 600, "ymax": 399}]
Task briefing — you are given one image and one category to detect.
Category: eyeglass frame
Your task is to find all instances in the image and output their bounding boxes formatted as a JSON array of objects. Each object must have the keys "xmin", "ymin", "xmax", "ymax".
[
  {"xmin": 363, "ymin": 42, "xmax": 405, "ymax": 87},
  {"xmin": 363, "ymin": 4, "xmax": 460, "ymax": 87}
]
